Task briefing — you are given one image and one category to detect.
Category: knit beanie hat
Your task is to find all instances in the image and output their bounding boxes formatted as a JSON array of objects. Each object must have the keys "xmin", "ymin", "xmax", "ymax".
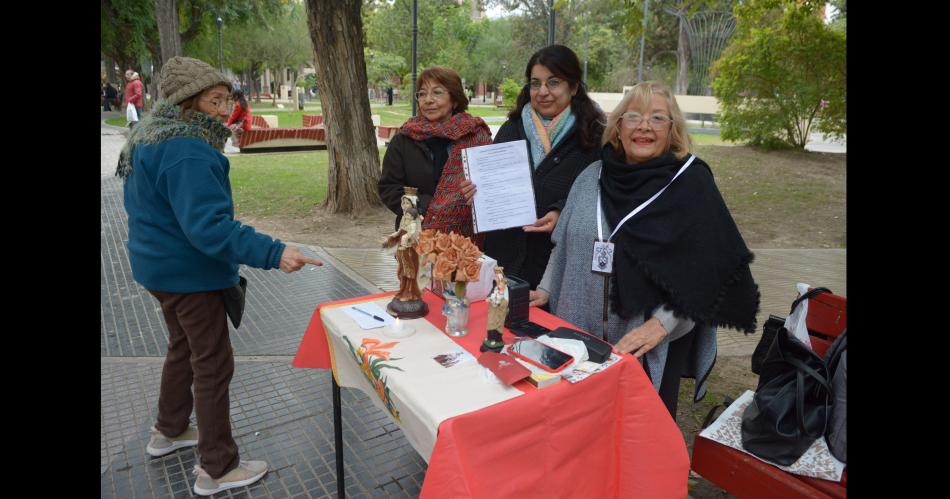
[{"xmin": 159, "ymin": 56, "xmax": 232, "ymax": 105}]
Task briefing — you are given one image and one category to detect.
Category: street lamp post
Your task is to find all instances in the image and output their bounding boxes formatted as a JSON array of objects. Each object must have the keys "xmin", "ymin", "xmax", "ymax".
[
  {"xmin": 638, "ymin": 0, "xmax": 649, "ymax": 82},
  {"xmin": 216, "ymin": 16, "xmax": 224, "ymax": 73},
  {"xmin": 411, "ymin": 0, "xmax": 418, "ymax": 116}
]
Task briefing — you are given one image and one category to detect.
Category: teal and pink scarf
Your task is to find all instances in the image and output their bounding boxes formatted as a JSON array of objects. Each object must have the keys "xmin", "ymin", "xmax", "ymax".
[{"xmin": 521, "ymin": 104, "xmax": 576, "ymax": 170}]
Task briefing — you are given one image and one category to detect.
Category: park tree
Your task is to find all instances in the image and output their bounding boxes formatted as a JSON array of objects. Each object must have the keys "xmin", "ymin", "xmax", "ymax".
[
  {"xmin": 615, "ymin": 0, "xmax": 736, "ymax": 94},
  {"xmin": 154, "ymin": 0, "xmax": 183, "ymax": 65},
  {"xmin": 365, "ymin": 0, "xmax": 469, "ymax": 73},
  {"xmin": 101, "ymin": 0, "xmax": 152, "ymax": 81},
  {"xmin": 468, "ymin": 18, "xmax": 523, "ymax": 91},
  {"xmin": 711, "ymin": 0, "xmax": 846, "ymax": 149},
  {"xmin": 259, "ymin": 3, "xmax": 313, "ymax": 105},
  {"xmin": 365, "ymin": 49, "xmax": 407, "ymax": 91},
  {"xmin": 304, "ymin": 0, "xmax": 383, "ymax": 214},
  {"xmin": 104, "ymin": 0, "xmax": 284, "ymax": 103},
  {"xmin": 492, "ymin": 0, "xmax": 581, "ymax": 58}
]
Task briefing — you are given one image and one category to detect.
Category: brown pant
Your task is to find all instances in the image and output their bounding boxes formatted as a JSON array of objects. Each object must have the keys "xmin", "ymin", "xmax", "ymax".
[{"xmin": 149, "ymin": 289, "xmax": 239, "ymax": 479}]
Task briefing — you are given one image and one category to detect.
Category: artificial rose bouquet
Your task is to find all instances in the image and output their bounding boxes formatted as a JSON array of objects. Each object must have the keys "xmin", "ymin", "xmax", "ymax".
[{"xmin": 416, "ymin": 229, "xmax": 482, "ymax": 297}]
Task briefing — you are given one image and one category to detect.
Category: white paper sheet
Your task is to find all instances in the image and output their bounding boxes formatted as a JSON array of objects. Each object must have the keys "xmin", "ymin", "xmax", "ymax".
[
  {"xmin": 342, "ymin": 302, "xmax": 395, "ymax": 329},
  {"xmin": 463, "ymin": 140, "xmax": 538, "ymax": 233}
]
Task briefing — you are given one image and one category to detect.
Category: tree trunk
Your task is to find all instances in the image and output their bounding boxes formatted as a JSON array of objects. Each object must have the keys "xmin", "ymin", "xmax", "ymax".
[
  {"xmin": 154, "ymin": 0, "xmax": 182, "ymax": 67},
  {"xmin": 252, "ymin": 65, "xmax": 262, "ymax": 103},
  {"xmin": 147, "ymin": 45, "xmax": 164, "ymax": 109},
  {"xmin": 103, "ymin": 56, "xmax": 119, "ymax": 85},
  {"xmin": 305, "ymin": 0, "xmax": 382, "ymax": 214},
  {"xmin": 675, "ymin": 16, "xmax": 689, "ymax": 95}
]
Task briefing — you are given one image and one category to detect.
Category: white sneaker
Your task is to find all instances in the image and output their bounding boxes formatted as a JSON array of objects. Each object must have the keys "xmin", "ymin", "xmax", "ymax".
[
  {"xmin": 146, "ymin": 425, "xmax": 198, "ymax": 457},
  {"xmin": 193, "ymin": 460, "xmax": 268, "ymax": 496}
]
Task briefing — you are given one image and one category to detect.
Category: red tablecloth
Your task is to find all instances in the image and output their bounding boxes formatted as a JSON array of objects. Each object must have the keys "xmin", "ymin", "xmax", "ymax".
[{"xmin": 293, "ymin": 290, "xmax": 689, "ymax": 498}]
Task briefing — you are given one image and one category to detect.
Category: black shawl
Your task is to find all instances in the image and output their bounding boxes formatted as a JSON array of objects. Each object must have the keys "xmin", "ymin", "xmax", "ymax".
[{"xmin": 599, "ymin": 145, "xmax": 759, "ymax": 333}]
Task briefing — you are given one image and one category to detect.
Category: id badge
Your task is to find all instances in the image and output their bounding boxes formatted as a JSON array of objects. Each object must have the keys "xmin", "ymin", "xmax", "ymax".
[{"xmin": 592, "ymin": 241, "xmax": 614, "ymax": 274}]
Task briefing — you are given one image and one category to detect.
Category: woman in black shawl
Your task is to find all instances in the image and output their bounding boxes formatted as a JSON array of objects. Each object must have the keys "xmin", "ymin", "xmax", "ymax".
[{"xmin": 531, "ymin": 81, "xmax": 759, "ymax": 417}]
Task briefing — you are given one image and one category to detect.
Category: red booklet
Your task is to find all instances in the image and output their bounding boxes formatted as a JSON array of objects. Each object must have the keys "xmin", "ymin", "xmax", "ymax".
[{"xmin": 478, "ymin": 352, "xmax": 532, "ymax": 385}]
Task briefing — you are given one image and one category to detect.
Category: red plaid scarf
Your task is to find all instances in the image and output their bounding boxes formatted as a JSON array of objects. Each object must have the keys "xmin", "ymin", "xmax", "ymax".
[{"xmin": 400, "ymin": 112, "xmax": 493, "ymax": 245}]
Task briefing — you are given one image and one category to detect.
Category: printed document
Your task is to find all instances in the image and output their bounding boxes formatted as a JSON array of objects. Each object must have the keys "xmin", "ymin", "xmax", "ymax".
[{"xmin": 463, "ymin": 140, "xmax": 538, "ymax": 233}]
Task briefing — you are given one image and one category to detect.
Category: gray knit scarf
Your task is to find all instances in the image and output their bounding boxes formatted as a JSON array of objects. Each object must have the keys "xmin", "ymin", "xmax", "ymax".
[{"xmin": 115, "ymin": 100, "xmax": 232, "ymax": 179}]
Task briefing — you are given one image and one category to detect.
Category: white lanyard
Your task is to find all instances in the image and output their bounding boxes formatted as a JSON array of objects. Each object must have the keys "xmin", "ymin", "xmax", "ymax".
[{"xmin": 596, "ymin": 154, "xmax": 696, "ymax": 242}]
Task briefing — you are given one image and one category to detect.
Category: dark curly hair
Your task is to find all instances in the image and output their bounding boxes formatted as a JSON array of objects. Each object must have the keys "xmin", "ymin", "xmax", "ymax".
[{"xmin": 508, "ymin": 45, "xmax": 605, "ymax": 150}]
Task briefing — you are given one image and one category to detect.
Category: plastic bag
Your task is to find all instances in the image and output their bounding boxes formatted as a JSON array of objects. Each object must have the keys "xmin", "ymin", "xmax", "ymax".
[
  {"xmin": 784, "ymin": 283, "xmax": 814, "ymax": 348},
  {"xmin": 126, "ymin": 104, "xmax": 138, "ymax": 123}
]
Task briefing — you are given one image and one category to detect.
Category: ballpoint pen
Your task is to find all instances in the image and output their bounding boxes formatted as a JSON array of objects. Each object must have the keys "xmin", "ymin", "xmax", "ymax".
[{"xmin": 351, "ymin": 306, "xmax": 385, "ymax": 322}]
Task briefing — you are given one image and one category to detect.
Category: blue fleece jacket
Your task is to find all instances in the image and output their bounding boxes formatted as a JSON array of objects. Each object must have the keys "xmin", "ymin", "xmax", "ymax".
[{"xmin": 123, "ymin": 136, "xmax": 285, "ymax": 293}]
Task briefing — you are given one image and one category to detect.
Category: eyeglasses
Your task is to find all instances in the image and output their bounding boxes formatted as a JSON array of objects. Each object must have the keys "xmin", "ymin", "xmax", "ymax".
[
  {"xmin": 529, "ymin": 78, "xmax": 564, "ymax": 92},
  {"xmin": 620, "ymin": 112, "xmax": 672, "ymax": 129},
  {"xmin": 416, "ymin": 88, "xmax": 449, "ymax": 100},
  {"xmin": 200, "ymin": 97, "xmax": 232, "ymax": 111}
]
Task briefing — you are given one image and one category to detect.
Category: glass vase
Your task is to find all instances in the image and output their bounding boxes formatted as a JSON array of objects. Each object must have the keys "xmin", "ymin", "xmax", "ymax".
[{"xmin": 442, "ymin": 282, "xmax": 470, "ymax": 337}]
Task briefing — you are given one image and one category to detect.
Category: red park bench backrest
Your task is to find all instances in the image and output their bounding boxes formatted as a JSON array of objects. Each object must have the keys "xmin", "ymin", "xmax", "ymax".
[
  {"xmin": 805, "ymin": 288, "xmax": 846, "ymax": 357},
  {"xmin": 250, "ymin": 115, "xmax": 269, "ymax": 129},
  {"xmin": 303, "ymin": 114, "xmax": 324, "ymax": 127}
]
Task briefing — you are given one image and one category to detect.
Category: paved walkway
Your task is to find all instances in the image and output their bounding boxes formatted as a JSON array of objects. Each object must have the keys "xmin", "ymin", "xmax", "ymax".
[{"xmin": 101, "ymin": 112, "xmax": 845, "ymax": 498}]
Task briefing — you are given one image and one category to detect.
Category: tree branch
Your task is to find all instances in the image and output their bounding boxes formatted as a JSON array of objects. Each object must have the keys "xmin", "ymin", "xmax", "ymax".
[{"xmin": 180, "ymin": 2, "xmax": 203, "ymax": 44}]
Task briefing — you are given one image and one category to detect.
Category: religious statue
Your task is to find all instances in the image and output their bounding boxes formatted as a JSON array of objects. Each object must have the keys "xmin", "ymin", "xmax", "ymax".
[
  {"xmin": 382, "ymin": 187, "xmax": 429, "ymax": 319},
  {"xmin": 481, "ymin": 266, "xmax": 508, "ymax": 352}
]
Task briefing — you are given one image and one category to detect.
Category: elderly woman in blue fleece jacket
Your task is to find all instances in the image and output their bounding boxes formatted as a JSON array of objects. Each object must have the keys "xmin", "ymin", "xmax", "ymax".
[{"xmin": 116, "ymin": 56, "xmax": 321, "ymax": 497}]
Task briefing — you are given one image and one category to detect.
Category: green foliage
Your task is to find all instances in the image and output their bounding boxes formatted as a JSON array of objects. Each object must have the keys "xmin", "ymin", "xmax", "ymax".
[
  {"xmin": 365, "ymin": 0, "xmax": 466, "ymax": 73},
  {"xmin": 298, "ymin": 73, "xmax": 318, "ymax": 90},
  {"xmin": 500, "ymin": 78, "xmax": 522, "ymax": 109},
  {"xmin": 467, "ymin": 18, "xmax": 524, "ymax": 88},
  {"xmin": 711, "ymin": 0, "xmax": 846, "ymax": 149},
  {"xmin": 365, "ymin": 49, "xmax": 407, "ymax": 88},
  {"xmin": 827, "ymin": 0, "xmax": 846, "ymax": 33},
  {"xmin": 101, "ymin": 0, "xmax": 157, "ymax": 73}
]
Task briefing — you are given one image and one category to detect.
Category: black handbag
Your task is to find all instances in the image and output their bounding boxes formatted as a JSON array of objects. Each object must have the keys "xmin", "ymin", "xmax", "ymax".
[
  {"xmin": 741, "ymin": 326, "xmax": 832, "ymax": 466},
  {"xmin": 751, "ymin": 315, "xmax": 785, "ymax": 375},
  {"xmin": 824, "ymin": 329, "xmax": 847, "ymax": 463},
  {"xmin": 750, "ymin": 287, "xmax": 831, "ymax": 375},
  {"xmin": 222, "ymin": 276, "xmax": 248, "ymax": 328}
]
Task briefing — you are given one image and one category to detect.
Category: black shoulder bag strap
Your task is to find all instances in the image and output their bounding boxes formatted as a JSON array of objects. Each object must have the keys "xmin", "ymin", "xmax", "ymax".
[
  {"xmin": 789, "ymin": 287, "xmax": 832, "ymax": 314},
  {"xmin": 785, "ymin": 355, "xmax": 833, "ymax": 438}
]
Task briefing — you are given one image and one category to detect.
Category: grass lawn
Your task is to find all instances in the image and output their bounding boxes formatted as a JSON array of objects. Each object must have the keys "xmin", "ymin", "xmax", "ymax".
[
  {"xmin": 228, "ymin": 151, "xmax": 330, "ymax": 218},
  {"xmin": 690, "ymin": 133, "xmax": 734, "ymax": 146},
  {"xmin": 695, "ymin": 144, "xmax": 845, "ymax": 248},
  {"xmin": 227, "ymin": 148, "xmax": 388, "ymax": 219}
]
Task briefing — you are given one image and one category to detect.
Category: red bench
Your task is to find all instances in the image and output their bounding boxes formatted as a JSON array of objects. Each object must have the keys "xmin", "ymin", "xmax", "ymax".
[
  {"xmin": 238, "ymin": 114, "xmax": 326, "ymax": 153},
  {"xmin": 250, "ymin": 115, "xmax": 270, "ymax": 129},
  {"xmin": 377, "ymin": 125, "xmax": 400, "ymax": 139},
  {"xmin": 692, "ymin": 289, "xmax": 846, "ymax": 498},
  {"xmin": 303, "ymin": 114, "xmax": 324, "ymax": 127}
]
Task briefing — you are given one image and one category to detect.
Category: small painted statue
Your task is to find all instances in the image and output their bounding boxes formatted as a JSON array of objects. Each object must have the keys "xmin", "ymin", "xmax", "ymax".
[
  {"xmin": 383, "ymin": 187, "xmax": 428, "ymax": 319},
  {"xmin": 481, "ymin": 266, "xmax": 508, "ymax": 353}
]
